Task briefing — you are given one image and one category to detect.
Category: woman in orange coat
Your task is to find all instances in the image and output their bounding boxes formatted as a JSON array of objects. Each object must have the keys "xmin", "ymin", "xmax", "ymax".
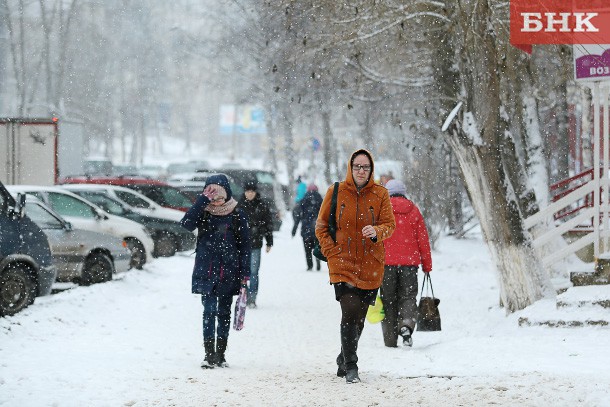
[{"xmin": 315, "ymin": 149, "xmax": 396, "ymax": 383}]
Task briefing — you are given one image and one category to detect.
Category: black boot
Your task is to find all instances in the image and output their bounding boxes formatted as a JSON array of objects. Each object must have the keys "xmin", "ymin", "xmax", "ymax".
[
  {"xmin": 336, "ymin": 351, "xmax": 346, "ymax": 377},
  {"xmin": 341, "ymin": 324, "xmax": 361, "ymax": 383},
  {"xmin": 216, "ymin": 338, "xmax": 229, "ymax": 368},
  {"xmin": 201, "ymin": 339, "xmax": 216, "ymax": 369}
]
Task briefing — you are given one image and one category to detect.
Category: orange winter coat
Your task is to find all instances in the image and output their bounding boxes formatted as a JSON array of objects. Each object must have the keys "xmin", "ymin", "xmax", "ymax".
[{"xmin": 315, "ymin": 149, "xmax": 396, "ymax": 290}]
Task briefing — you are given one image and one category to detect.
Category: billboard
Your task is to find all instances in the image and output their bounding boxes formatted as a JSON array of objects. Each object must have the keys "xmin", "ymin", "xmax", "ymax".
[
  {"xmin": 510, "ymin": 1, "xmax": 610, "ymax": 47},
  {"xmin": 574, "ymin": 44, "xmax": 610, "ymax": 82},
  {"xmin": 219, "ymin": 105, "xmax": 266, "ymax": 135}
]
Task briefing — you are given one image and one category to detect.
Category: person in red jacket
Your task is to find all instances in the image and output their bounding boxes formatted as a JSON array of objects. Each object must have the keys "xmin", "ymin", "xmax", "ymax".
[{"xmin": 381, "ymin": 179, "xmax": 432, "ymax": 348}]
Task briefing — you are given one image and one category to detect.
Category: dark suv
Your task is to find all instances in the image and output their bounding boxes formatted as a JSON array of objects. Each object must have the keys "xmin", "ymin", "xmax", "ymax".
[{"xmin": 0, "ymin": 181, "xmax": 56, "ymax": 316}]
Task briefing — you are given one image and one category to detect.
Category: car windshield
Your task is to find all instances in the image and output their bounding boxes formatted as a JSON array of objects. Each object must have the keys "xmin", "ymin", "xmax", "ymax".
[
  {"xmin": 47, "ymin": 192, "xmax": 96, "ymax": 219},
  {"xmin": 25, "ymin": 202, "xmax": 64, "ymax": 229},
  {"xmin": 255, "ymin": 172, "xmax": 275, "ymax": 184},
  {"xmin": 131, "ymin": 185, "xmax": 193, "ymax": 207},
  {"xmin": 114, "ymin": 190, "xmax": 151, "ymax": 209},
  {"xmin": 167, "ymin": 162, "xmax": 209, "ymax": 174},
  {"xmin": 74, "ymin": 192, "xmax": 130, "ymax": 216}
]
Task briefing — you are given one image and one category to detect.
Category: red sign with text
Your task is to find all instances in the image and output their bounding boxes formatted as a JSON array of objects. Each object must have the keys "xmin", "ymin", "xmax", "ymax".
[{"xmin": 510, "ymin": 0, "xmax": 610, "ymax": 49}]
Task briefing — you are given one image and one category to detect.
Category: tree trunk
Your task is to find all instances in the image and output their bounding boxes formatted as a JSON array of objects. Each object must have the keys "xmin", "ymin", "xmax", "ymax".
[
  {"xmin": 281, "ymin": 108, "xmax": 297, "ymax": 203},
  {"xmin": 321, "ymin": 108, "xmax": 333, "ymax": 184},
  {"xmin": 440, "ymin": 0, "xmax": 553, "ymax": 312},
  {"xmin": 445, "ymin": 128, "xmax": 551, "ymax": 311},
  {"xmin": 263, "ymin": 102, "xmax": 279, "ymax": 174}
]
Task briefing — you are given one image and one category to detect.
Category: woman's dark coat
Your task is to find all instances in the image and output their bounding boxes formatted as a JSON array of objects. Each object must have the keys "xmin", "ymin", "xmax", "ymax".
[{"xmin": 180, "ymin": 174, "xmax": 251, "ymax": 296}]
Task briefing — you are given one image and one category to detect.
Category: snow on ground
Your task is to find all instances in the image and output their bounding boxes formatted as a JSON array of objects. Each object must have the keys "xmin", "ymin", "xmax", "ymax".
[{"xmin": 1, "ymin": 216, "xmax": 610, "ymax": 407}]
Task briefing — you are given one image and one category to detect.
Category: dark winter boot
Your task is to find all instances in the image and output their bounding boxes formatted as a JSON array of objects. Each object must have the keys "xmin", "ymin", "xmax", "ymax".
[
  {"xmin": 341, "ymin": 324, "xmax": 361, "ymax": 384},
  {"xmin": 381, "ymin": 321, "xmax": 398, "ymax": 348},
  {"xmin": 201, "ymin": 339, "xmax": 216, "ymax": 369},
  {"xmin": 336, "ymin": 351, "xmax": 346, "ymax": 377},
  {"xmin": 216, "ymin": 338, "xmax": 229, "ymax": 368},
  {"xmin": 400, "ymin": 326, "xmax": 413, "ymax": 347}
]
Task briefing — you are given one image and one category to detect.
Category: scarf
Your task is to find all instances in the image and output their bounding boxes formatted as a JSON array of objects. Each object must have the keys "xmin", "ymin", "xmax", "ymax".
[{"xmin": 204, "ymin": 197, "xmax": 238, "ymax": 216}]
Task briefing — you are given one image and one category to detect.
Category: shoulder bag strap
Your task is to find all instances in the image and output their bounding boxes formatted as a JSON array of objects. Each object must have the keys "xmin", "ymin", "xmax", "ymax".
[{"xmin": 328, "ymin": 182, "xmax": 339, "ymax": 242}]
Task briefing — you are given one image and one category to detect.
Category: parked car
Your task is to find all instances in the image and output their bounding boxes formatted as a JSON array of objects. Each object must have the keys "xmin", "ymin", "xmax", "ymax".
[
  {"xmin": 59, "ymin": 176, "xmax": 194, "ymax": 212},
  {"xmin": 166, "ymin": 160, "xmax": 210, "ymax": 176},
  {"xmin": 138, "ymin": 164, "xmax": 166, "ymax": 180},
  {"xmin": 112, "ymin": 164, "xmax": 139, "ymax": 177},
  {"xmin": 63, "ymin": 189, "xmax": 196, "ymax": 257},
  {"xmin": 0, "ymin": 181, "xmax": 56, "ymax": 316},
  {"xmin": 6, "ymin": 186, "xmax": 154, "ymax": 270},
  {"xmin": 23, "ymin": 197, "xmax": 131, "ymax": 285},
  {"xmin": 166, "ymin": 171, "xmax": 215, "ymax": 201},
  {"xmin": 83, "ymin": 157, "xmax": 113, "ymax": 176},
  {"xmin": 60, "ymin": 184, "xmax": 185, "ymax": 222}
]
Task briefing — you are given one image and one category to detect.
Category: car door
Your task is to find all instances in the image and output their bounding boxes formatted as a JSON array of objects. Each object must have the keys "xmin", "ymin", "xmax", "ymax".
[{"xmin": 24, "ymin": 201, "xmax": 81, "ymax": 278}]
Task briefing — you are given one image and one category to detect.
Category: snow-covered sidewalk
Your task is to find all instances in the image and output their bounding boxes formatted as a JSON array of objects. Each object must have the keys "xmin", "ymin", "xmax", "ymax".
[{"xmin": 1, "ymin": 219, "xmax": 609, "ymax": 406}]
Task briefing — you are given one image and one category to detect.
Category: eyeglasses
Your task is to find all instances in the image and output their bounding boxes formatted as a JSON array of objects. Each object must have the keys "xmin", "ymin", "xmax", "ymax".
[
  {"xmin": 353, "ymin": 164, "xmax": 371, "ymax": 172},
  {"xmin": 211, "ymin": 197, "xmax": 226, "ymax": 203}
]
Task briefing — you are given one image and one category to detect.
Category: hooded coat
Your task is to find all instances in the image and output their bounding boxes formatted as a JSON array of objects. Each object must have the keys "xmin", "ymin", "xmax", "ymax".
[
  {"xmin": 315, "ymin": 149, "xmax": 396, "ymax": 290},
  {"xmin": 384, "ymin": 195, "xmax": 432, "ymax": 271},
  {"xmin": 180, "ymin": 174, "xmax": 251, "ymax": 296}
]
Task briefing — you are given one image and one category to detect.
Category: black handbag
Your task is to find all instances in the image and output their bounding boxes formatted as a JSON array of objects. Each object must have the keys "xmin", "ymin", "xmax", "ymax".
[
  {"xmin": 313, "ymin": 182, "xmax": 339, "ymax": 262},
  {"xmin": 416, "ymin": 273, "xmax": 441, "ymax": 331}
]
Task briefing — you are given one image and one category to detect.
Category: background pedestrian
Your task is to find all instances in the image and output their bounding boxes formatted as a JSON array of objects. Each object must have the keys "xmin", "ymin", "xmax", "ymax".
[
  {"xmin": 238, "ymin": 179, "xmax": 274, "ymax": 308},
  {"xmin": 292, "ymin": 183, "xmax": 323, "ymax": 271},
  {"xmin": 381, "ymin": 179, "xmax": 433, "ymax": 348}
]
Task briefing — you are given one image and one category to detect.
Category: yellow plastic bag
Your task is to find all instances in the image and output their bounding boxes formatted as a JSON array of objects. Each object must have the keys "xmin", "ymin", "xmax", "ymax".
[{"xmin": 366, "ymin": 295, "xmax": 384, "ymax": 324}]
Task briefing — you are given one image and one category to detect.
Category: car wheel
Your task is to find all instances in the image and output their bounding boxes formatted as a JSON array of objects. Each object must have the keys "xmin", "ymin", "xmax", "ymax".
[
  {"xmin": 125, "ymin": 238, "xmax": 146, "ymax": 270},
  {"xmin": 0, "ymin": 264, "xmax": 36, "ymax": 317},
  {"xmin": 154, "ymin": 233, "xmax": 177, "ymax": 257},
  {"xmin": 81, "ymin": 253, "xmax": 114, "ymax": 286}
]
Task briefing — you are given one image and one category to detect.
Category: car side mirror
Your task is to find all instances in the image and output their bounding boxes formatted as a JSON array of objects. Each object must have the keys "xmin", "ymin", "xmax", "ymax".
[{"xmin": 95, "ymin": 211, "xmax": 108, "ymax": 221}]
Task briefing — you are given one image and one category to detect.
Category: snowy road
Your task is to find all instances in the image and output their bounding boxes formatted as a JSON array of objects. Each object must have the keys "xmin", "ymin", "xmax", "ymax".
[{"xmin": 1, "ymin": 218, "xmax": 609, "ymax": 406}]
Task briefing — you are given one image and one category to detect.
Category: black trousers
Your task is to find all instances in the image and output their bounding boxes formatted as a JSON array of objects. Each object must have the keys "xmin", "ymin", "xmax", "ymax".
[
  {"xmin": 334, "ymin": 283, "xmax": 378, "ymax": 370},
  {"xmin": 302, "ymin": 235, "xmax": 320, "ymax": 270},
  {"xmin": 380, "ymin": 265, "xmax": 418, "ymax": 347}
]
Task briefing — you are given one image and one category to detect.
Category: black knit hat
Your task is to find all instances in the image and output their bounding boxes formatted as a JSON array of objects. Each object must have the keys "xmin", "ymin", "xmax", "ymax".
[{"xmin": 244, "ymin": 179, "xmax": 258, "ymax": 191}]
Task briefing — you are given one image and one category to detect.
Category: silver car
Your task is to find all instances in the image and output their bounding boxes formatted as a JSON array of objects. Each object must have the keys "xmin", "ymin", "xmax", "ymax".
[{"xmin": 24, "ymin": 199, "xmax": 131, "ymax": 285}]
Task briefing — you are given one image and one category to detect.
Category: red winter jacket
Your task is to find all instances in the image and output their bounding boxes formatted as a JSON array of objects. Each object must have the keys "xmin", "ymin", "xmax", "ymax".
[{"xmin": 383, "ymin": 195, "xmax": 432, "ymax": 271}]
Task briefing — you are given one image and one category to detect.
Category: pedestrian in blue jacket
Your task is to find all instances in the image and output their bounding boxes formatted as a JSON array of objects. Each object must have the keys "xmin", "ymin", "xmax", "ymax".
[{"xmin": 180, "ymin": 174, "xmax": 251, "ymax": 369}]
